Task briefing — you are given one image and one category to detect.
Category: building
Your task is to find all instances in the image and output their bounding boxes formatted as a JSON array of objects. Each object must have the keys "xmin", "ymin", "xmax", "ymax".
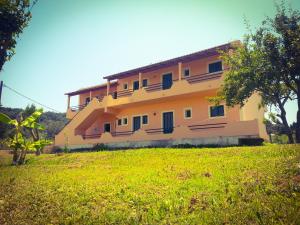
[{"xmin": 54, "ymin": 42, "xmax": 268, "ymax": 149}]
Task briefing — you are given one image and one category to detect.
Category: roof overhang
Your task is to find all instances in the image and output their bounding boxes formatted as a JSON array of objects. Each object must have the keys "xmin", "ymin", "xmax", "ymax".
[
  {"xmin": 103, "ymin": 41, "xmax": 238, "ymax": 81},
  {"xmin": 65, "ymin": 81, "xmax": 117, "ymax": 96}
]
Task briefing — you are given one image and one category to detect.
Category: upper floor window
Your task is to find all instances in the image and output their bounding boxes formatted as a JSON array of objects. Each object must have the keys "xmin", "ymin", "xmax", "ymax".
[
  {"xmin": 208, "ymin": 61, "xmax": 222, "ymax": 73},
  {"xmin": 142, "ymin": 79, "xmax": 148, "ymax": 87},
  {"xmin": 133, "ymin": 80, "xmax": 139, "ymax": 91},
  {"xmin": 183, "ymin": 68, "xmax": 190, "ymax": 77},
  {"xmin": 184, "ymin": 108, "xmax": 192, "ymax": 119},
  {"xmin": 210, "ymin": 105, "xmax": 224, "ymax": 117},
  {"xmin": 123, "ymin": 83, "xmax": 128, "ymax": 90},
  {"xmin": 142, "ymin": 115, "xmax": 148, "ymax": 125}
]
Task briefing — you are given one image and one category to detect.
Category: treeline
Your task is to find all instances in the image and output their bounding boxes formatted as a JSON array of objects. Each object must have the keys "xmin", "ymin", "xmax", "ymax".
[{"xmin": 0, "ymin": 105, "xmax": 68, "ymax": 140}]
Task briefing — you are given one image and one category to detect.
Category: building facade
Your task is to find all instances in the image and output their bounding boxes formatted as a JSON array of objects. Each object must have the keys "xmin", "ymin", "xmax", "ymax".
[{"xmin": 54, "ymin": 42, "xmax": 268, "ymax": 149}]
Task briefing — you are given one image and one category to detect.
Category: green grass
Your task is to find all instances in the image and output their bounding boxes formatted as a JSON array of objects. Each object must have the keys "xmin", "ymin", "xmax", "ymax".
[{"xmin": 0, "ymin": 145, "xmax": 300, "ymax": 224}]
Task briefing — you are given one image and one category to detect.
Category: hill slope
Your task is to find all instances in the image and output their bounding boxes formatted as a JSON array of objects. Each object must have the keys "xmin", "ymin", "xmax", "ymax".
[
  {"xmin": 0, "ymin": 106, "xmax": 68, "ymax": 139},
  {"xmin": 0, "ymin": 145, "xmax": 299, "ymax": 224}
]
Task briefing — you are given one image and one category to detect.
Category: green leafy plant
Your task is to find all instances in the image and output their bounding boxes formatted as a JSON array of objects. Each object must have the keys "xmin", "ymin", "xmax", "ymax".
[{"xmin": 0, "ymin": 109, "xmax": 51, "ymax": 165}]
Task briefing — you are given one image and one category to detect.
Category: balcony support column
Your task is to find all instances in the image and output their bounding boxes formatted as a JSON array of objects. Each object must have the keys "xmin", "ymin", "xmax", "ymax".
[
  {"xmin": 107, "ymin": 79, "xmax": 110, "ymax": 96},
  {"xmin": 89, "ymin": 91, "xmax": 92, "ymax": 100},
  {"xmin": 67, "ymin": 95, "xmax": 70, "ymax": 110},
  {"xmin": 139, "ymin": 72, "xmax": 142, "ymax": 89},
  {"xmin": 178, "ymin": 62, "xmax": 182, "ymax": 81}
]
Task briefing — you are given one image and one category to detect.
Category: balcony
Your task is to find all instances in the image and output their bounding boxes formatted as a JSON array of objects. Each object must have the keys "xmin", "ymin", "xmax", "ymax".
[{"xmin": 106, "ymin": 70, "xmax": 224, "ymax": 109}]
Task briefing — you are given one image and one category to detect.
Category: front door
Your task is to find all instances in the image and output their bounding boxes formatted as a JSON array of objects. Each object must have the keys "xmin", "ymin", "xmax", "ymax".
[
  {"xmin": 162, "ymin": 73, "xmax": 173, "ymax": 90},
  {"xmin": 133, "ymin": 80, "xmax": 139, "ymax": 91},
  {"xmin": 163, "ymin": 112, "xmax": 174, "ymax": 134},
  {"xmin": 104, "ymin": 123, "xmax": 111, "ymax": 133},
  {"xmin": 133, "ymin": 116, "xmax": 141, "ymax": 132}
]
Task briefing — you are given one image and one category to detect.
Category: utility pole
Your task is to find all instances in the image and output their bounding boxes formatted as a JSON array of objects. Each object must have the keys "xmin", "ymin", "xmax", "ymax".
[{"xmin": 0, "ymin": 81, "xmax": 3, "ymax": 106}]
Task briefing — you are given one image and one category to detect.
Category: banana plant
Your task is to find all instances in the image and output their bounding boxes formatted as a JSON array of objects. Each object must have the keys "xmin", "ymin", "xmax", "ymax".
[{"xmin": 0, "ymin": 109, "xmax": 52, "ymax": 165}]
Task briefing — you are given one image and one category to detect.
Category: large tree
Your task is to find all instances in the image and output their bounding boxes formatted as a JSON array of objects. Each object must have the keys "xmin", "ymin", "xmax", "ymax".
[
  {"xmin": 0, "ymin": 0, "xmax": 37, "ymax": 72},
  {"xmin": 212, "ymin": 3, "xmax": 300, "ymax": 143},
  {"xmin": 266, "ymin": 4, "xmax": 300, "ymax": 142}
]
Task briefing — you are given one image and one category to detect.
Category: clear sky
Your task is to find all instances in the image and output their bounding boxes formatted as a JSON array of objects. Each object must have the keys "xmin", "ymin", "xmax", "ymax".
[{"xmin": 1, "ymin": 0, "xmax": 300, "ymax": 123}]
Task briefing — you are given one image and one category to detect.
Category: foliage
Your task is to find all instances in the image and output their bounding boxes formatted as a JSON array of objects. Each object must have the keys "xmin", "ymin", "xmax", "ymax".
[
  {"xmin": 0, "ymin": 145, "xmax": 299, "ymax": 224},
  {"xmin": 0, "ymin": 108, "xmax": 51, "ymax": 165},
  {"xmin": 0, "ymin": 0, "xmax": 37, "ymax": 71},
  {"xmin": 0, "ymin": 106, "xmax": 68, "ymax": 140},
  {"xmin": 209, "ymin": 3, "xmax": 300, "ymax": 143}
]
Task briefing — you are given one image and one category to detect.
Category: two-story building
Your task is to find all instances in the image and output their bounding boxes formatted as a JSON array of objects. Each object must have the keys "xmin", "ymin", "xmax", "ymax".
[{"xmin": 54, "ymin": 42, "xmax": 268, "ymax": 149}]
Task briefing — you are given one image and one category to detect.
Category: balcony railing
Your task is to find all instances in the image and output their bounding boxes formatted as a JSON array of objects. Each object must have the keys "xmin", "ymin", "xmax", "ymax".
[
  {"xmin": 188, "ymin": 122, "xmax": 227, "ymax": 131},
  {"xmin": 117, "ymin": 89, "xmax": 133, "ymax": 98},
  {"xmin": 184, "ymin": 71, "xmax": 223, "ymax": 84},
  {"xmin": 82, "ymin": 133, "xmax": 102, "ymax": 139},
  {"xmin": 111, "ymin": 130, "xmax": 134, "ymax": 137},
  {"xmin": 70, "ymin": 96, "xmax": 105, "ymax": 112},
  {"xmin": 70, "ymin": 104, "xmax": 86, "ymax": 112}
]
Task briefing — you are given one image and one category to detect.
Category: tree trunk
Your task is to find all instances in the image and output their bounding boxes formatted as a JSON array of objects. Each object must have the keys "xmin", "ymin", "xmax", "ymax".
[
  {"xmin": 18, "ymin": 150, "xmax": 27, "ymax": 165},
  {"xmin": 296, "ymin": 82, "xmax": 300, "ymax": 143},
  {"xmin": 12, "ymin": 148, "xmax": 19, "ymax": 165},
  {"xmin": 278, "ymin": 105, "xmax": 294, "ymax": 144}
]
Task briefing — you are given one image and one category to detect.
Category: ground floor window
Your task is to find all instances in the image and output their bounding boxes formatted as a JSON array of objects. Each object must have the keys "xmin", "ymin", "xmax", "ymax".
[
  {"xmin": 184, "ymin": 108, "xmax": 192, "ymax": 119},
  {"xmin": 122, "ymin": 117, "xmax": 128, "ymax": 125},
  {"xmin": 117, "ymin": 119, "xmax": 122, "ymax": 126},
  {"xmin": 142, "ymin": 115, "xmax": 148, "ymax": 125},
  {"xmin": 210, "ymin": 105, "xmax": 225, "ymax": 117}
]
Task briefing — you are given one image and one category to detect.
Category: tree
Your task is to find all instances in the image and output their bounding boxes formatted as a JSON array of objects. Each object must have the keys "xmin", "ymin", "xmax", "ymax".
[
  {"xmin": 210, "ymin": 3, "xmax": 299, "ymax": 143},
  {"xmin": 211, "ymin": 39, "xmax": 295, "ymax": 143},
  {"xmin": 0, "ymin": 109, "xmax": 51, "ymax": 165},
  {"xmin": 0, "ymin": 0, "xmax": 37, "ymax": 72},
  {"xmin": 265, "ymin": 3, "xmax": 300, "ymax": 142}
]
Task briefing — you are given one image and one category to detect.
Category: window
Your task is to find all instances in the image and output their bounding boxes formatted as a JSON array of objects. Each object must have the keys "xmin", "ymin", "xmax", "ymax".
[
  {"xmin": 133, "ymin": 80, "xmax": 139, "ymax": 91},
  {"xmin": 142, "ymin": 115, "xmax": 148, "ymax": 125},
  {"xmin": 183, "ymin": 68, "xmax": 190, "ymax": 77},
  {"xmin": 208, "ymin": 61, "xmax": 222, "ymax": 73},
  {"xmin": 117, "ymin": 119, "xmax": 122, "ymax": 126},
  {"xmin": 142, "ymin": 79, "xmax": 148, "ymax": 87},
  {"xmin": 184, "ymin": 108, "xmax": 192, "ymax": 119},
  {"xmin": 210, "ymin": 105, "xmax": 225, "ymax": 117},
  {"xmin": 122, "ymin": 117, "xmax": 128, "ymax": 125},
  {"xmin": 123, "ymin": 83, "xmax": 128, "ymax": 90}
]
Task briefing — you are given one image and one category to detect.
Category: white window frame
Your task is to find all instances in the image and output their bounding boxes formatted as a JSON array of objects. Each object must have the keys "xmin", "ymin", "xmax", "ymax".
[
  {"xmin": 122, "ymin": 117, "xmax": 128, "ymax": 126},
  {"xmin": 183, "ymin": 67, "xmax": 191, "ymax": 77},
  {"xmin": 207, "ymin": 60, "xmax": 223, "ymax": 75},
  {"xmin": 183, "ymin": 107, "xmax": 192, "ymax": 119},
  {"xmin": 123, "ymin": 82, "xmax": 128, "ymax": 90},
  {"xmin": 142, "ymin": 114, "xmax": 149, "ymax": 126}
]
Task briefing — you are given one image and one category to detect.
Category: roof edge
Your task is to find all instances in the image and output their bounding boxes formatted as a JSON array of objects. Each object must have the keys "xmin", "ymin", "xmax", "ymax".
[{"xmin": 103, "ymin": 41, "xmax": 239, "ymax": 80}]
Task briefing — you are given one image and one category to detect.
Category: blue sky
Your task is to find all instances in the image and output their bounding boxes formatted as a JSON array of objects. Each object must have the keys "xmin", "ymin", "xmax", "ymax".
[{"xmin": 1, "ymin": 0, "xmax": 300, "ymax": 123}]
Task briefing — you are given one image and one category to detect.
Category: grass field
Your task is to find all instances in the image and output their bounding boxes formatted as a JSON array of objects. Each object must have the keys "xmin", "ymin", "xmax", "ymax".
[{"xmin": 0, "ymin": 145, "xmax": 300, "ymax": 225}]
